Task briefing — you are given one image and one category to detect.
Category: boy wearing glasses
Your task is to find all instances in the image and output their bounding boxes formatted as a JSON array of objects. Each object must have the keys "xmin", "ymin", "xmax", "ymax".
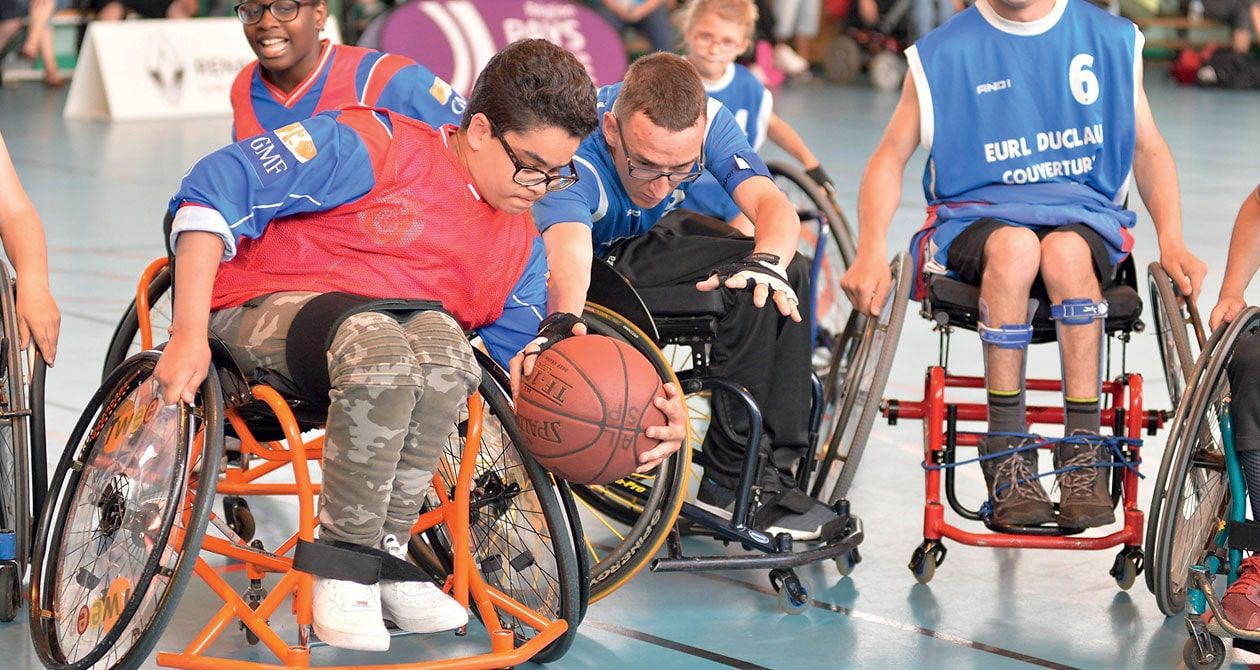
[
  {"xmin": 680, "ymin": 0, "xmax": 832, "ymax": 234},
  {"xmin": 532, "ymin": 52, "xmax": 841, "ymax": 542},
  {"xmin": 154, "ymin": 39, "xmax": 686, "ymax": 651},
  {"xmin": 230, "ymin": 0, "xmax": 465, "ymax": 141}
]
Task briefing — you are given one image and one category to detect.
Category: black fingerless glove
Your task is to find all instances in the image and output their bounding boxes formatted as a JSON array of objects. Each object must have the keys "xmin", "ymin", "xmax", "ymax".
[{"xmin": 806, "ymin": 165, "xmax": 835, "ymax": 195}]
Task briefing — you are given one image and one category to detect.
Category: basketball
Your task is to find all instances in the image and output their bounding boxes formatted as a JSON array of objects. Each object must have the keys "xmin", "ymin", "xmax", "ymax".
[{"xmin": 515, "ymin": 335, "xmax": 667, "ymax": 485}]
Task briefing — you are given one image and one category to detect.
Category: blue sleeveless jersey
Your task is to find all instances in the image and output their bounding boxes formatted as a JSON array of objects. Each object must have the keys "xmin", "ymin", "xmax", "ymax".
[
  {"xmin": 686, "ymin": 63, "xmax": 775, "ymax": 222},
  {"xmin": 906, "ymin": 0, "xmax": 1144, "ymax": 281}
]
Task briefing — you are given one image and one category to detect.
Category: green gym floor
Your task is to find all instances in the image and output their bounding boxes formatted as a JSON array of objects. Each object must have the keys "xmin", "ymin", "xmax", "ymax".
[{"xmin": 1, "ymin": 68, "xmax": 1258, "ymax": 669}]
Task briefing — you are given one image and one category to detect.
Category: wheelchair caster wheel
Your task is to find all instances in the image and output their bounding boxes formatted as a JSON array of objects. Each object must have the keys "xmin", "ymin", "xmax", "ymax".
[
  {"xmin": 869, "ymin": 51, "xmax": 907, "ymax": 91},
  {"xmin": 1110, "ymin": 549, "xmax": 1142, "ymax": 591},
  {"xmin": 223, "ymin": 496, "xmax": 255, "ymax": 543},
  {"xmin": 769, "ymin": 568, "xmax": 810, "ymax": 615},
  {"xmin": 835, "ymin": 548, "xmax": 861, "ymax": 577},
  {"xmin": 240, "ymin": 578, "xmax": 267, "ymax": 645},
  {"xmin": 1183, "ymin": 634, "xmax": 1227, "ymax": 670},
  {"xmin": 909, "ymin": 542, "xmax": 945, "ymax": 585},
  {"xmin": 0, "ymin": 560, "xmax": 18, "ymax": 622},
  {"xmin": 823, "ymin": 35, "xmax": 862, "ymax": 83}
]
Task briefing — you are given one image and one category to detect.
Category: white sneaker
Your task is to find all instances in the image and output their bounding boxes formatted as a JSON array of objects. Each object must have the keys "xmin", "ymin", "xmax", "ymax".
[
  {"xmin": 380, "ymin": 534, "xmax": 469, "ymax": 633},
  {"xmin": 312, "ymin": 576, "xmax": 390, "ymax": 651},
  {"xmin": 773, "ymin": 43, "xmax": 810, "ymax": 76}
]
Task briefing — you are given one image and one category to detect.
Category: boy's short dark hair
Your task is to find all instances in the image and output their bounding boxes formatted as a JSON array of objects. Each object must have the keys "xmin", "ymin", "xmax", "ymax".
[
  {"xmin": 613, "ymin": 53, "xmax": 707, "ymax": 132},
  {"xmin": 461, "ymin": 39, "xmax": 598, "ymax": 140}
]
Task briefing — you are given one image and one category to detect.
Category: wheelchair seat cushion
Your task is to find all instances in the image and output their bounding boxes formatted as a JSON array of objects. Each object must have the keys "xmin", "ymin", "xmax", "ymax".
[
  {"xmin": 925, "ymin": 274, "xmax": 1142, "ymax": 343},
  {"xmin": 634, "ymin": 284, "xmax": 726, "ymax": 317}
]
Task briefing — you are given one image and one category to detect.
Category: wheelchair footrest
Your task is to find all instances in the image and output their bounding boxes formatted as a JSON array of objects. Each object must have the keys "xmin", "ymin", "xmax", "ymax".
[
  {"xmin": 1227, "ymin": 520, "xmax": 1260, "ymax": 553},
  {"xmin": 294, "ymin": 540, "xmax": 430, "ymax": 584},
  {"xmin": 1235, "ymin": 637, "xmax": 1260, "ymax": 652}
]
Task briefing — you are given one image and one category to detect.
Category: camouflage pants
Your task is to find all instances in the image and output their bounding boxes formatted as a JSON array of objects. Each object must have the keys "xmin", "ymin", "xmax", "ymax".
[{"xmin": 211, "ymin": 292, "xmax": 480, "ymax": 547}]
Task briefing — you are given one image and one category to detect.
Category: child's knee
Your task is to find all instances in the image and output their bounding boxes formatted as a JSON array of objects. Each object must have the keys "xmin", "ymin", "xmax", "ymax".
[
  {"xmin": 328, "ymin": 312, "xmax": 420, "ymax": 388},
  {"xmin": 402, "ymin": 310, "xmax": 479, "ymax": 382}
]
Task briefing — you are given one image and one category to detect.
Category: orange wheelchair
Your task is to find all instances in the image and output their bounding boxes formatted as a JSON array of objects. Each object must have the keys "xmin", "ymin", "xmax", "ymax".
[{"xmin": 28, "ymin": 257, "xmax": 583, "ymax": 669}]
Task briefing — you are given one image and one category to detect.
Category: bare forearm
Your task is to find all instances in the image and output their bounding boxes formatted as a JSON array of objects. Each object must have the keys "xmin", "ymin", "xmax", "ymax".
[
  {"xmin": 749, "ymin": 197, "xmax": 801, "ymax": 262},
  {"xmin": 1220, "ymin": 188, "xmax": 1260, "ymax": 299},
  {"xmin": 0, "ymin": 203, "xmax": 50, "ymax": 290},
  {"xmin": 767, "ymin": 115, "xmax": 820, "ymax": 169},
  {"xmin": 1133, "ymin": 134, "xmax": 1185, "ymax": 253},
  {"xmin": 543, "ymin": 225, "xmax": 594, "ymax": 316},
  {"xmin": 855, "ymin": 150, "xmax": 904, "ymax": 258},
  {"xmin": 170, "ymin": 232, "xmax": 225, "ymax": 336}
]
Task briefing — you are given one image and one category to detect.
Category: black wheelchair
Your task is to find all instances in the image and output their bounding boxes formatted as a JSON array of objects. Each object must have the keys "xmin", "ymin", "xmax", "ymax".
[
  {"xmin": 0, "ymin": 262, "xmax": 48, "ymax": 623},
  {"xmin": 30, "ymin": 256, "xmax": 585, "ymax": 669}
]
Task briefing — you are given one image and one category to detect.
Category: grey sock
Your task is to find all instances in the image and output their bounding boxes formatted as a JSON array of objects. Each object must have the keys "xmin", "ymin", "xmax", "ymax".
[{"xmin": 1066, "ymin": 396, "xmax": 1101, "ymax": 436}]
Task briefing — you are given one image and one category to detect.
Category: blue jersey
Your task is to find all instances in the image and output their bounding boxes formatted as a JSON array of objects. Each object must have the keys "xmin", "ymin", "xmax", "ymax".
[
  {"xmin": 707, "ymin": 63, "xmax": 773, "ymax": 151},
  {"xmin": 173, "ymin": 110, "xmax": 543, "ymax": 369},
  {"xmin": 906, "ymin": 0, "xmax": 1143, "ymax": 276},
  {"xmin": 230, "ymin": 41, "xmax": 466, "ymax": 142},
  {"xmin": 686, "ymin": 63, "xmax": 775, "ymax": 222},
  {"xmin": 531, "ymin": 83, "xmax": 771, "ymax": 257}
]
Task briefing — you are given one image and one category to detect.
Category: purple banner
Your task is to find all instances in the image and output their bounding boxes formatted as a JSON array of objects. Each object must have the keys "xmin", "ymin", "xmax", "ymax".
[{"xmin": 359, "ymin": 0, "xmax": 628, "ymax": 95}]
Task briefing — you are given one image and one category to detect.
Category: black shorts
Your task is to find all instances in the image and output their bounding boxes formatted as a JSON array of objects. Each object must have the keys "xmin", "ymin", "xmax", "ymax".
[
  {"xmin": 945, "ymin": 218, "xmax": 1117, "ymax": 294},
  {"xmin": 0, "ymin": 0, "xmax": 25, "ymax": 22}
]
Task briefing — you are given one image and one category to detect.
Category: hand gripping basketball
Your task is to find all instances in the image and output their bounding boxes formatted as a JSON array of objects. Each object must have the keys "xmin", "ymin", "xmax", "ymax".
[{"xmin": 510, "ymin": 312, "xmax": 587, "ymax": 397}]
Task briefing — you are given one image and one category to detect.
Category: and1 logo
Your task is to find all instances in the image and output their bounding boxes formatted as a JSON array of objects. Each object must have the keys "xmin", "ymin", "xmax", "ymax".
[{"xmin": 1069, "ymin": 54, "xmax": 1100, "ymax": 105}]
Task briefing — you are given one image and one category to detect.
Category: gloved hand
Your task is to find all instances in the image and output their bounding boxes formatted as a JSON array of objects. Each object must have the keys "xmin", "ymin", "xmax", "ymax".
[
  {"xmin": 698, "ymin": 252, "xmax": 802, "ymax": 322},
  {"xmin": 509, "ymin": 312, "xmax": 587, "ymax": 396},
  {"xmin": 806, "ymin": 165, "xmax": 836, "ymax": 197}
]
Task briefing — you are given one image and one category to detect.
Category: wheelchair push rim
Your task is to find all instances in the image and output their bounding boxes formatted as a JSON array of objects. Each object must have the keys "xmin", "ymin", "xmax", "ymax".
[
  {"xmin": 1148, "ymin": 262, "xmax": 1204, "ymax": 410},
  {"xmin": 568, "ymin": 302, "xmax": 692, "ymax": 603},
  {"xmin": 414, "ymin": 364, "xmax": 582, "ymax": 663},
  {"xmin": 0, "ymin": 261, "xmax": 33, "ymax": 578},
  {"xmin": 1149, "ymin": 308, "xmax": 1259, "ymax": 615},
  {"xmin": 814, "ymin": 252, "xmax": 912, "ymax": 504},
  {"xmin": 29, "ymin": 352, "xmax": 224, "ymax": 670}
]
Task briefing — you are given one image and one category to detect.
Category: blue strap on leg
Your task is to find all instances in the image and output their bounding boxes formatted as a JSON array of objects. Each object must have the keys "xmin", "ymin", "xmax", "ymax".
[
  {"xmin": 1050, "ymin": 299, "xmax": 1108, "ymax": 325},
  {"xmin": 978, "ymin": 323, "xmax": 1033, "ymax": 349}
]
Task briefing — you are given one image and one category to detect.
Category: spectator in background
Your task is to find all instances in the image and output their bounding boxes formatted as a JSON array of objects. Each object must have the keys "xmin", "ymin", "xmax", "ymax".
[
  {"xmin": 0, "ymin": 0, "xmax": 62, "ymax": 86},
  {"xmin": 589, "ymin": 0, "xmax": 675, "ymax": 53},
  {"xmin": 772, "ymin": 0, "xmax": 818, "ymax": 75},
  {"xmin": 1203, "ymin": 0, "xmax": 1260, "ymax": 53},
  {"xmin": 90, "ymin": 0, "xmax": 197, "ymax": 21}
]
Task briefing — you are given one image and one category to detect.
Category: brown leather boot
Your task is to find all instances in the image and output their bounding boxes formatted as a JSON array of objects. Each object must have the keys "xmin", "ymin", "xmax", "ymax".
[
  {"xmin": 1055, "ymin": 433, "xmax": 1116, "ymax": 528},
  {"xmin": 980, "ymin": 437, "xmax": 1055, "ymax": 526}
]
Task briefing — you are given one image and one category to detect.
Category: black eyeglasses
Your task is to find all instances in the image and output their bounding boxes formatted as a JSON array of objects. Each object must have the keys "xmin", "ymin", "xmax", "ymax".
[
  {"xmin": 488, "ymin": 120, "xmax": 579, "ymax": 192},
  {"xmin": 235, "ymin": 0, "xmax": 315, "ymax": 25},
  {"xmin": 612, "ymin": 113, "xmax": 704, "ymax": 184}
]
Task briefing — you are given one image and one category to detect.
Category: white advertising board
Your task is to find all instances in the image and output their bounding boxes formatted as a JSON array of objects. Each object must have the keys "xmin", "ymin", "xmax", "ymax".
[{"xmin": 65, "ymin": 17, "xmax": 342, "ymax": 121}]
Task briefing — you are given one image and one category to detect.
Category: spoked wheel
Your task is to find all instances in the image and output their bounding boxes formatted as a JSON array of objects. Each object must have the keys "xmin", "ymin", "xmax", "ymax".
[
  {"xmin": 813, "ymin": 253, "xmax": 911, "ymax": 503},
  {"xmin": 29, "ymin": 352, "xmax": 223, "ymax": 669},
  {"xmin": 0, "ymin": 262, "xmax": 35, "ymax": 622},
  {"xmin": 767, "ymin": 160, "xmax": 858, "ymax": 450},
  {"xmin": 1148, "ymin": 308, "xmax": 1260, "ymax": 615},
  {"xmin": 568, "ymin": 303, "xmax": 691, "ymax": 603},
  {"xmin": 1148, "ymin": 262, "xmax": 1204, "ymax": 409},
  {"xmin": 416, "ymin": 366, "xmax": 582, "ymax": 663},
  {"xmin": 822, "ymin": 34, "xmax": 863, "ymax": 83},
  {"xmin": 102, "ymin": 261, "xmax": 172, "ymax": 381}
]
